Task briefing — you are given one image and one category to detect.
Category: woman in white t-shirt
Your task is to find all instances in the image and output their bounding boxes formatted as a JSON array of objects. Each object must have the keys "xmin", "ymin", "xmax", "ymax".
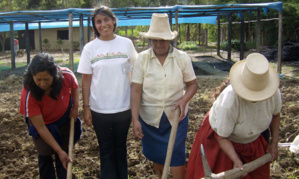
[
  {"xmin": 186, "ymin": 53, "xmax": 282, "ymax": 179},
  {"xmin": 77, "ymin": 6, "xmax": 138, "ymax": 179}
]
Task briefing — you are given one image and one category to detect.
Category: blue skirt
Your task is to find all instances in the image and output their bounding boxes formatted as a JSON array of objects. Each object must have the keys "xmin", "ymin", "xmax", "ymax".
[{"xmin": 139, "ymin": 111, "xmax": 189, "ymax": 166}]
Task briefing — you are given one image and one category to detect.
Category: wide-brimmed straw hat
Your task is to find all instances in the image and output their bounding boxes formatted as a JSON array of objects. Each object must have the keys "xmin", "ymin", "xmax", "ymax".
[
  {"xmin": 229, "ymin": 53, "xmax": 279, "ymax": 102},
  {"xmin": 139, "ymin": 13, "xmax": 178, "ymax": 40}
]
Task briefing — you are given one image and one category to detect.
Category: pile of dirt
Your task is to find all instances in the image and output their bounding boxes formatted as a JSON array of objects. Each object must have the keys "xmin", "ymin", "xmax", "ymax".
[{"xmin": 0, "ymin": 54, "xmax": 298, "ymax": 178}]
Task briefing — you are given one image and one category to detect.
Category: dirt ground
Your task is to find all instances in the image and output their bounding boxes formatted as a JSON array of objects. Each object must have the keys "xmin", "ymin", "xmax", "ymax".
[{"xmin": 0, "ymin": 51, "xmax": 298, "ymax": 178}]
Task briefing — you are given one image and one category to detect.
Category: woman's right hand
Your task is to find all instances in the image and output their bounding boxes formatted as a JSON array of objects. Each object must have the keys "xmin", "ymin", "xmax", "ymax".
[
  {"xmin": 133, "ymin": 120, "xmax": 144, "ymax": 139},
  {"xmin": 83, "ymin": 108, "xmax": 93, "ymax": 126},
  {"xmin": 233, "ymin": 159, "xmax": 243, "ymax": 170}
]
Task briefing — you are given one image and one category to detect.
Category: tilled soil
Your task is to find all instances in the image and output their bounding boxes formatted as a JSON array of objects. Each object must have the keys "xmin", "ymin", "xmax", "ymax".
[{"xmin": 0, "ymin": 53, "xmax": 298, "ymax": 178}]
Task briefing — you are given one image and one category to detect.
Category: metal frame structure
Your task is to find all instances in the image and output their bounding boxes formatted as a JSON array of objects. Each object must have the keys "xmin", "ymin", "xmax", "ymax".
[{"xmin": 0, "ymin": 2, "xmax": 283, "ymax": 73}]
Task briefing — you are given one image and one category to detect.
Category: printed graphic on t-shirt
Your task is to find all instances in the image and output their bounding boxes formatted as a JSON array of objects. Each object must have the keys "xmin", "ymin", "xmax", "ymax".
[{"xmin": 91, "ymin": 52, "xmax": 128, "ymax": 64}]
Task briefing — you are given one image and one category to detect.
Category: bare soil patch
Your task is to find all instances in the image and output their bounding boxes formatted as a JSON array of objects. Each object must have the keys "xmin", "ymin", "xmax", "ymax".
[{"xmin": 0, "ymin": 51, "xmax": 298, "ymax": 178}]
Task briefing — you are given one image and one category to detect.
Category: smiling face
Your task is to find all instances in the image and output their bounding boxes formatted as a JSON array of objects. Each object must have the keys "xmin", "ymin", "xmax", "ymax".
[
  {"xmin": 151, "ymin": 39, "xmax": 170, "ymax": 57},
  {"xmin": 33, "ymin": 71, "xmax": 53, "ymax": 93},
  {"xmin": 94, "ymin": 14, "xmax": 116, "ymax": 41}
]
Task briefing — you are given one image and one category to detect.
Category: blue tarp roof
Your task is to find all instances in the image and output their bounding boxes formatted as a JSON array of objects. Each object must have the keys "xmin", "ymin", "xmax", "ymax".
[{"xmin": 0, "ymin": 2, "xmax": 283, "ymax": 32}]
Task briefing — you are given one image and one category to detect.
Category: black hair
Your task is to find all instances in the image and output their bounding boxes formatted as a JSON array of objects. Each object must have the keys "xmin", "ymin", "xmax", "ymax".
[
  {"xmin": 23, "ymin": 53, "xmax": 63, "ymax": 101},
  {"xmin": 91, "ymin": 6, "xmax": 117, "ymax": 38}
]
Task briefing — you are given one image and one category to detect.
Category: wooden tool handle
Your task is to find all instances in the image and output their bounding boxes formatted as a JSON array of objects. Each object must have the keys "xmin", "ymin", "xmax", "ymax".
[
  {"xmin": 67, "ymin": 117, "xmax": 75, "ymax": 179},
  {"xmin": 162, "ymin": 116, "xmax": 180, "ymax": 179}
]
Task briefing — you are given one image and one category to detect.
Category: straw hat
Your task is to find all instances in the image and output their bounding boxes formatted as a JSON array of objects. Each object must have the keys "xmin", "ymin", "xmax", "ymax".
[
  {"xmin": 229, "ymin": 53, "xmax": 279, "ymax": 102},
  {"xmin": 139, "ymin": 13, "xmax": 178, "ymax": 40}
]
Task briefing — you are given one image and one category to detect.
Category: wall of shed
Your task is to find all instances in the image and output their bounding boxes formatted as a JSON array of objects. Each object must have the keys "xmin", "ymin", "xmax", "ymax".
[{"xmin": 34, "ymin": 27, "xmax": 89, "ymax": 51}]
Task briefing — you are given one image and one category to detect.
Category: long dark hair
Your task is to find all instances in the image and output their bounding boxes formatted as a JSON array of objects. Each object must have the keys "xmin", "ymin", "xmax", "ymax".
[
  {"xmin": 23, "ymin": 53, "xmax": 63, "ymax": 101},
  {"xmin": 92, "ymin": 6, "xmax": 117, "ymax": 38}
]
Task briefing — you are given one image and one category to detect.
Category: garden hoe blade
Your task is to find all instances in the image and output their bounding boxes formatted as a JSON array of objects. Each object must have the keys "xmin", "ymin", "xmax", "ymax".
[{"xmin": 201, "ymin": 144, "xmax": 212, "ymax": 179}]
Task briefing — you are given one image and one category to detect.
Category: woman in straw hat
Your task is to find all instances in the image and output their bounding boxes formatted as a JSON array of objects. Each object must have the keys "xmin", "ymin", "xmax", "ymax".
[
  {"xmin": 185, "ymin": 53, "xmax": 282, "ymax": 179},
  {"xmin": 77, "ymin": 6, "xmax": 138, "ymax": 179},
  {"xmin": 131, "ymin": 13, "xmax": 198, "ymax": 178}
]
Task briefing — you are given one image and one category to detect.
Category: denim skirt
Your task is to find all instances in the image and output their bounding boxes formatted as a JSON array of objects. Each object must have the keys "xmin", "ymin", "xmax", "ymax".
[{"xmin": 139, "ymin": 111, "xmax": 189, "ymax": 166}]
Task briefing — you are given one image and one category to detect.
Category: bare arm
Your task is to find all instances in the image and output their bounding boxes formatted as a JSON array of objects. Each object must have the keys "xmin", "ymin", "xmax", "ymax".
[
  {"xmin": 175, "ymin": 79, "xmax": 198, "ymax": 120},
  {"xmin": 217, "ymin": 135, "xmax": 244, "ymax": 170},
  {"xmin": 267, "ymin": 113, "xmax": 280, "ymax": 162},
  {"xmin": 130, "ymin": 82, "xmax": 143, "ymax": 139},
  {"xmin": 30, "ymin": 115, "xmax": 70, "ymax": 169},
  {"xmin": 81, "ymin": 74, "xmax": 92, "ymax": 126},
  {"xmin": 69, "ymin": 87, "xmax": 79, "ymax": 120}
]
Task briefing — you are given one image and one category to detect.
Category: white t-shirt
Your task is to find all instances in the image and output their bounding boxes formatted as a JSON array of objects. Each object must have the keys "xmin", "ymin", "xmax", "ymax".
[
  {"xmin": 209, "ymin": 85, "xmax": 282, "ymax": 144},
  {"xmin": 77, "ymin": 35, "xmax": 138, "ymax": 114}
]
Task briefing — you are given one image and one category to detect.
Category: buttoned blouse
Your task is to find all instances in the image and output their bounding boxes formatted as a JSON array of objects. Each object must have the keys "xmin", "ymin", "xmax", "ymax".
[
  {"xmin": 132, "ymin": 47, "xmax": 196, "ymax": 128},
  {"xmin": 209, "ymin": 85, "xmax": 282, "ymax": 144}
]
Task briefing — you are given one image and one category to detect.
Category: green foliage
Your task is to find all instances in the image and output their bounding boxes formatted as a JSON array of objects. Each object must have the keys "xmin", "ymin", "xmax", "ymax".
[
  {"xmin": 56, "ymin": 38, "xmax": 64, "ymax": 53},
  {"xmin": 73, "ymin": 41, "xmax": 80, "ymax": 50},
  {"xmin": 178, "ymin": 41, "xmax": 199, "ymax": 50},
  {"xmin": 42, "ymin": 38, "xmax": 50, "ymax": 51},
  {"xmin": 220, "ymin": 39, "xmax": 249, "ymax": 51}
]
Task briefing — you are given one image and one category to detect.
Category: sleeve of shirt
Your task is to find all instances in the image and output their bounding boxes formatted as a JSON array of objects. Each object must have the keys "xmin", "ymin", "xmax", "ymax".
[
  {"xmin": 131, "ymin": 54, "xmax": 144, "ymax": 84},
  {"xmin": 181, "ymin": 53, "xmax": 196, "ymax": 82},
  {"xmin": 273, "ymin": 89, "xmax": 282, "ymax": 115},
  {"xmin": 210, "ymin": 89, "xmax": 239, "ymax": 138},
  {"xmin": 62, "ymin": 68, "xmax": 79, "ymax": 89},
  {"xmin": 19, "ymin": 87, "xmax": 41, "ymax": 118},
  {"xmin": 128, "ymin": 40, "xmax": 138, "ymax": 67},
  {"xmin": 77, "ymin": 45, "xmax": 92, "ymax": 74}
]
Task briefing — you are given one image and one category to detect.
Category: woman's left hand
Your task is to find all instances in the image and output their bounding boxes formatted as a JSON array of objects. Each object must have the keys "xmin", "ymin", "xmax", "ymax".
[
  {"xmin": 57, "ymin": 149, "xmax": 72, "ymax": 169},
  {"xmin": 69, "ymin": 107, "xmax": 79, "ymax": 121},
  {"xmin": 266, "ymin": 142, "xmax": 278, "ymax": 162}
]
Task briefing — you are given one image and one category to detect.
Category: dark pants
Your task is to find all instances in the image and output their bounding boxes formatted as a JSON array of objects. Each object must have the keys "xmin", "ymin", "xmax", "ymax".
[
  {"xmin": 91, "ymin": 109, "xmax": 131, "ymax": 179},
  {"xmin": 38, "ymin": 155, "xmax": 66, "ymax": 179}
]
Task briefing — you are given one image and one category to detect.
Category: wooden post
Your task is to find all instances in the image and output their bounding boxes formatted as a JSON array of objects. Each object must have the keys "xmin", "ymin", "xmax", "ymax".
[
  {"xmin": 10, "ymin": 21, "xmax": 15, "ymax": 69},
  {"xmin": 277, "ymin": 11, "xmax": 283, "ymax": 74},
  {"xmin": 240, "ymin": 12, "xmax": 245, "ymax": 61},
  {"xmin": 217, "ymin": 15, "xmax": 220, "ymax": 56},
  {"xmin": 198, "ymin": 24, "xmax": 201, "ymax": 45},
  {"xmin": 69, "ymin": 12, "xmax": 74, "ymax": 72},
  {"xmin": 175, "ymin": 10, "xmax": 178, "ymax": 47},
  {"xmin": 79, "ymin": 14, "xmax": 84, "ymax": 54},
  {"xmin": 227, "ymin": 14, "xmax": 232, "ymax": 60},
  {"xmin": 205, "ymin": 28, "xmax": 208, "ymax": 46},
  {"xmin": 256, "ymin": 8, "xmax": 261, "ymax": 53},
  {"xmin": 87, "ymin": 17, "xmax": 91, "ymax": 42}
]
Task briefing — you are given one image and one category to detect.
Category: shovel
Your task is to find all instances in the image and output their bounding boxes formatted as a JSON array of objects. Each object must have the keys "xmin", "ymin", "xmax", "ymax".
[
  {"xmin": 162, "ymin": 108, "xmax": 181, "ymax": 179},
  {"xmin": 67, "ymin": 117, "xmax": 75, "ymax": 179},
  {"xmin": 278, "ymin": 135, "xmax": 299, "ymax": 153}
]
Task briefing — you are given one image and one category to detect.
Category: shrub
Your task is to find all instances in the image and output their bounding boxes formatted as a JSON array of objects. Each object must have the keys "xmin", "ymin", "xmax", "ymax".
[
  {"xmin": 220, "ymin": 40, "xmax": 248, "ymax": 51},
  {"xmin": 73, "ymin": 41, "xmax": 80, "ymax": 50},
  {"xmin": 178, "ymin": 41, "xmax": 199, "ymax": 50},
  {"xmin": 42, "ymin": 38, "xmax": 50, "ymax": 51}
]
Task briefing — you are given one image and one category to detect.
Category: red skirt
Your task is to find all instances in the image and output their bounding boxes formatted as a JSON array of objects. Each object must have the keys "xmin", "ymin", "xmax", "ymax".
[{"xmin": 185, "ymin": 112, "xmax": 270, "ymax": 179}]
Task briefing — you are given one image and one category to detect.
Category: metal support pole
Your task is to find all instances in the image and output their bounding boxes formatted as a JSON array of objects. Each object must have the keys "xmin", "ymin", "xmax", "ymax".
[
  {"xmin": 10, "ymin": 22, "xmax": 15, "ymax": 69},
  {"xmin": 25, "ymin": 22, "xmax": 30, "ymax": 64},
  {"xmin": 39, "ymin": 22, "xmax": 43, "ymax": 53}
]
